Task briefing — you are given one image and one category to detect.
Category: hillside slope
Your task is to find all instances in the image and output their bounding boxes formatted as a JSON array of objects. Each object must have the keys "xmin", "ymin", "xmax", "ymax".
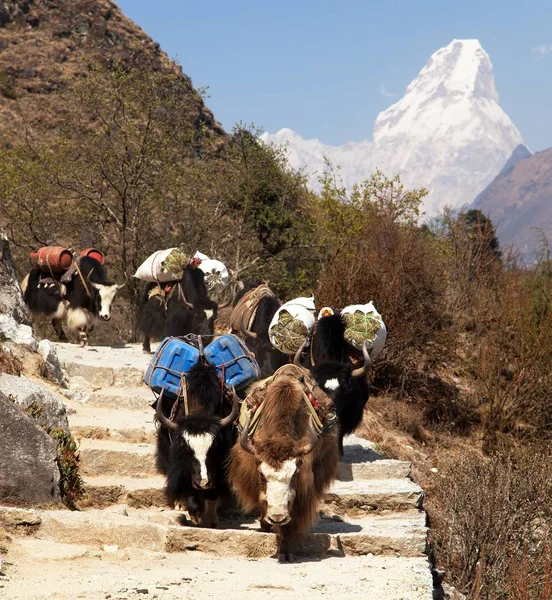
[
  {"xmin": 473, "ymin": 147, "xmax": 552, "ymax": 260},
  {"xmin": 0, "ymin": 0, "xmax": 224, "ymax": 138}
]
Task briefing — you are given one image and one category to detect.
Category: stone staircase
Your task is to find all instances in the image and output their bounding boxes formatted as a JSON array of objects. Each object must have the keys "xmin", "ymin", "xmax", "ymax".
[{"xmin": 3, "ymin": 343, "xmax": 435, "ymax": 600}]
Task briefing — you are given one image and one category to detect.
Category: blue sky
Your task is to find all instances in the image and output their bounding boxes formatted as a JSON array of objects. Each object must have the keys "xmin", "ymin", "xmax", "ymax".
[{"xmin": 116, "ymin": 0, "xmax": 552, "ymax": 151}]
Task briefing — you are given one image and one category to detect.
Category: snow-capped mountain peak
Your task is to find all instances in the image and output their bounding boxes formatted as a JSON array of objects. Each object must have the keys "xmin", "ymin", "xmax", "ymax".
[{"xmin": 262, "ymin": 39, "xmax": 525, "ymax": 216}]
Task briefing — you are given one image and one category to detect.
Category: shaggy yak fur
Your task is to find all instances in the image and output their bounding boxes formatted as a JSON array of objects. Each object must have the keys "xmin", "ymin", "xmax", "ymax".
[
  {"xmin": 22, "ymin": 256, "xmax": 122, "ymax": 345},
  {"xmin": 232, "ymin": 283, "xmax": 288, "ymax": 377},
  {"xmin": 138, "ymin": 264, "xmax": 218, "ymax": 353},
  {"xmin": 229, "ymin": 373, "xmax": 339, "ymax": 561},
  {"xmin": 155, "ymin": 362, "xmax": 237, "ymax": 526},
  {"xmin": 305, "ymin": 314, "xmax": 371, "ymax": 454}
]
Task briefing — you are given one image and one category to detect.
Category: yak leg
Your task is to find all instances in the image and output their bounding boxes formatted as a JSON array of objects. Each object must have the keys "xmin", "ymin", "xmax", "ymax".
[
  {"xmin": 52, "ymin": 318, "xmax": 68, "ymax": 342},
  {"xmin": 338, "ymin": 432, "xmax": 345, "ymax": 457},
  {"xmin": 78, "ymin": 330, "xmax": 88, "ymax": 347},
  {"xmin": 143, "ymin": 336, "xmax": 151, "ymax": 354},
  {"xmin": 202, "ymin": 498, "xmax": 219, "ymax": 528},
  {"xmin": 276, "ymin": 527, "xmax": 296, "ymax": 563},
  {"xmin": 185, "ymin": 495, "xmax": 202, "ymax": 525}
]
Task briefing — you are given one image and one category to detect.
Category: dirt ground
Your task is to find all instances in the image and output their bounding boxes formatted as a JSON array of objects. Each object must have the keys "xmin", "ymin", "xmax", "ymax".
[{"xmin": 2, "ymin": 538, "xmax": 433, "ymax": 600}]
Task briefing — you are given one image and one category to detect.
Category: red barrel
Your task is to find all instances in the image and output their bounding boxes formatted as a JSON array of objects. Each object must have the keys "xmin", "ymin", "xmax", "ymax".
[
  {"xmin": 80, "ymin": 248, "xmax": 105, "ymax": 265},
  {"xmin": 30, "ymin": 246, "xmax": 73, "ymax": 271}
]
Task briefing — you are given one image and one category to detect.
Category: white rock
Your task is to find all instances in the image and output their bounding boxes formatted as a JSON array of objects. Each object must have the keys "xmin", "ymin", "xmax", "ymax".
[
  {"xmin": 38, "ymin": 339, "xmax": 68, "ymax": 387},
  {"xmin": 0, "ymin": 315, "xmax": 38, "ymax": 350}
]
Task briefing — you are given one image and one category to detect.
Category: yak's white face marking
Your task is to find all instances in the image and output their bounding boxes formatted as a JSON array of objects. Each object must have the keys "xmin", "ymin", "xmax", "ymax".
[
  {"xmin": 182, "ymin": 431, "xmax": 215, "ymax": 484},
  {"xmin": 260, "ymin": 459, "xmax": 297, "ymax": 524},
  {"xmin": 204, "ymin": 309, "xmax": 214, "ymax": 321},
  {"xmin": 92, "ymin": 284, "xmax": 119, "ymax": 320},
  {"xmin": 324, "ymin": 378, "xmax": 340, "ymax": 391}
]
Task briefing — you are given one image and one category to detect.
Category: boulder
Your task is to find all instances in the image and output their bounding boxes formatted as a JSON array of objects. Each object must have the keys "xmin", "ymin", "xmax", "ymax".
[
  {"xmin": 0, "ymin": 391, "xmax": 61, "ymax": 505},
  {"xmin": 0, "ymin": 374, "xmax": 69, "ymax": 432},
  {"xmin": 38, "ymin": 340, "xmax": 68, "ymax": 387},
  {"xmin": 0, "ymin": 315, "xmax": 37, "ymax": 350},
  {"xmin": 0, "ymin": 234, "xmax": 67, "ymax": 386},
  {"xmin": 0, "ymin": 233, "xmax": 29, "ymax": 325}
]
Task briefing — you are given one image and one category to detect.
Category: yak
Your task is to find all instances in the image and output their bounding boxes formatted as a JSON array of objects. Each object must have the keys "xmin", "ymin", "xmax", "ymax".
[
  {"xmin": 154, "ymin": 362, "xmax": 238, "ymax": 527},
  {"xmin": 21, "ymin": 256, "xmax": 124, "ymax": 346},
  {"xmin": 297, "ymin": 313, "xmax": 372, "ymax": 454},
  {"xmin": 229, "ymin": 366, "xmax": 339, "ymax": 561},
  {"xmin": 138, "ymin": 264, "xmax": 219, "ymax": 353},
  {"xmin": 231, "ymin": 283, "xmax": 288, "ymax": 377}
]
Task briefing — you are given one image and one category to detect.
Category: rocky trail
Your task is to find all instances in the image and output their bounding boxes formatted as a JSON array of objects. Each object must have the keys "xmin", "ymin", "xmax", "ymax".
[{"xmin": 1, "ymin": 343, "xmax": 435, "ymax": 599}]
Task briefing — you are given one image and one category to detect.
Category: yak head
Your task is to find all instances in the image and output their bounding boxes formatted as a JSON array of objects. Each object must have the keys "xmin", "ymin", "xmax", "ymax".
[
  {"xmin": 238, "ymin": 377, "xmax": 320, "ymax": 526},
  {"xmin": 157, "ymin": 388, "xmax": 238, "ymax": 489},
  {"xmin": 91, "ymin": 281, "xmax": 125, "ymax": 321}
]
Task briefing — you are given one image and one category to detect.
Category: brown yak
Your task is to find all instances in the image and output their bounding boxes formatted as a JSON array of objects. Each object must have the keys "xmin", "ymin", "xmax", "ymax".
[{"xmin": 228, "ymin": 366, "xmax": 339, "ymax": 561}]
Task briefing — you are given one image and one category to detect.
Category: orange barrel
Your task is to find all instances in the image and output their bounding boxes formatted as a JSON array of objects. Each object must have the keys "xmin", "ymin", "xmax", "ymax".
[
  {"xmin": 80, "ymin": 248, "xmax": 105, "ymax": 265},
  {"xmin": 29, "ymin": 246, "xmax": 73, "ymax": 271}
]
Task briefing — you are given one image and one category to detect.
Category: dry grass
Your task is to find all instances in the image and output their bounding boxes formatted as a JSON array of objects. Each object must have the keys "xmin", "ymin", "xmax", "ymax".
[{"xmin": 0, "ymin": 344, "xmax": 22, "ymax": 375}]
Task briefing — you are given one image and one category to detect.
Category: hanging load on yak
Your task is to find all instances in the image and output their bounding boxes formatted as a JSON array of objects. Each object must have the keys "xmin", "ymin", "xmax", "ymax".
[
  {"xmin": 134, "ymin": 248, "xmax": 193, "ymax": 283},
  {"xmin": 341, "ymin": 301, "xmax": 387, "ymax": 360},
  {"xmin": 145, "ymin": 333, "xmax": 260, "ymax": 399},
  {"xmin": 29, "ymin": 246, "xmax": 73, "ymax": 272},
  {"xmin": 268, "ymin": 296, "xmax": 316, "ymax": 354},
  {"xmin": 193, "ymin": 251, "xmax": 230, "ymax": 298},
  {"xmin": 22, "ymin": 246, "xmax": 123, "ymax": 345}
]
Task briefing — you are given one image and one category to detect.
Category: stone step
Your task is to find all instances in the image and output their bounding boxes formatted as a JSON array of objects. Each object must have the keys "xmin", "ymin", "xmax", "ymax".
[
  {"xmin": 66, "ymin": 400, "xmax": 156, "ymax": 443},
  {"xmin": 325, "ymin": 479, "xmax": 424, "ymax": 512},
  {"xmin": 82, "ymin": 475, "xmax": 166, "ymax": 508},
  {"xmin": 7, "ymin": 538, "xmax": 434, "ymax": 600},
  {"xmin": 34, "ymin": 507, "xmax": 427, "ymax": 558},
  {"xmin": 67, "ymin": 386, "xmax": 155, "ymax": 410},
  {"xmin": 78, "ymin": 439, "xmax": 156, "ymax": 477},
  {"xmin": 81, "ymin": 473, "xmax": 422, "ymax": 513},
  {"xmin": 77, "ymin": 436, "xmax": 411, "ymax": 481},
  {"xmin": 53, "ymin": 342, "xmax": 152, "ymax": 389}
]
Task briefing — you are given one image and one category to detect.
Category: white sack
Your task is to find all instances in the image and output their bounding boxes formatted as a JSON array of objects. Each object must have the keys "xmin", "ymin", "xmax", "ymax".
[{"xmin": 134, "ymin": 248, "xmax": 181, "ymax": 283}]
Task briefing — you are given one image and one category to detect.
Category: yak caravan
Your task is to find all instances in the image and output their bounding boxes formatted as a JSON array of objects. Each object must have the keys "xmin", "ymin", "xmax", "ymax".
[
  {"xmin": 14, "ymin": 239, "xmax": 400, "ymax": 567},
  {"xmin": 140, "ymin": 277, "xmax": 387, "ymax": 559}
]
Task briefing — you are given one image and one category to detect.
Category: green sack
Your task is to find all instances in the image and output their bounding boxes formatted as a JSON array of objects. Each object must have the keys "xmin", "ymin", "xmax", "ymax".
[
  {"xmin": 269, "ymin": 309, "xmax": 309, "ymax": 354},
  {"xmin": 161, "ymin": 248, "xmax": 189, "ymax": 280},
  {"xmin": 342, "ymin": 310, "xmax": 383, "ymax": 349}
]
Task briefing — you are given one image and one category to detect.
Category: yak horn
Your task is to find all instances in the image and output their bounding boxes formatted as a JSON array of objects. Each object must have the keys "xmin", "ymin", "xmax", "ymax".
[
  {"xmin": 297, "ymin": 421, "xmax": 319, "ymax": 456},
  {"xmin": 177, "ymin": 283, "xmax": 194, "ymax": 309},
  {"xmin": 116, "ymin": 273, "xmax": 128, "ymax": 290},
  {"xmin": 240, "ymin": 310, "xmax": 257, "ymax": 339},
  {"xmin": 218, "ymin": 297, "xmax": 232, "ymax": 309},
  {"xmin": 294, "ymin": 341, "xmax": 307, "ymax": 367},
  {"xmin": 240, "ymin": 416, "xmax": 256, "ymax": 455},
  {"xmin": 351, "ymin": 342, "xmax": 373, "ymax": 378},
  {"xmin": 219, "ymin": 386, "xmax": 239, "ymax": 428},
  {"xmin": 155, "ymin": 395, "xmax": 178, "ymax": 431}
]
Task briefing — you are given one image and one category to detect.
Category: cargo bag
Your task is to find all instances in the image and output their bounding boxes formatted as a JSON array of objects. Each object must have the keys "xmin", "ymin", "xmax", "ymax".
[
  {"xmin": 204, "ymin": 334, "xmax": 261, "ymax": 390},
  {"xmin": 268, "ymin": 296, "xmax": 316, "ymax": 354},
  {"xmin": 341, "ymin": 302, "xmax": 387, "ymax": 360},
  {"xmin": 144, "ymin": 337, "xmax": 200, "ymax": 399}
]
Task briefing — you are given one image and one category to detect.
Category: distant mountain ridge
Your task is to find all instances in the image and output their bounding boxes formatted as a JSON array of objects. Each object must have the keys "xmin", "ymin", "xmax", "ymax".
[
  {"xmin": 472, "ymin": 147, "xmax": 552, "ymax": 260},
  {"xmin": 262, "ymin": 39, "xmax": 525, "ymax": 216}
]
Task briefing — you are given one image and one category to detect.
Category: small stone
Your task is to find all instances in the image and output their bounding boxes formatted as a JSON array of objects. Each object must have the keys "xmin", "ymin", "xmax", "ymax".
[
  {"xmin": 431, "ymin": 467, "xmax": 438, "ymax": 473},
  {"xmin": 101, "ymin": 544, "xmax": 119, "ymax": 553},
  {"xmin": 136, "ymin": 590, "xmax": 148, "ymax": 595}
]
